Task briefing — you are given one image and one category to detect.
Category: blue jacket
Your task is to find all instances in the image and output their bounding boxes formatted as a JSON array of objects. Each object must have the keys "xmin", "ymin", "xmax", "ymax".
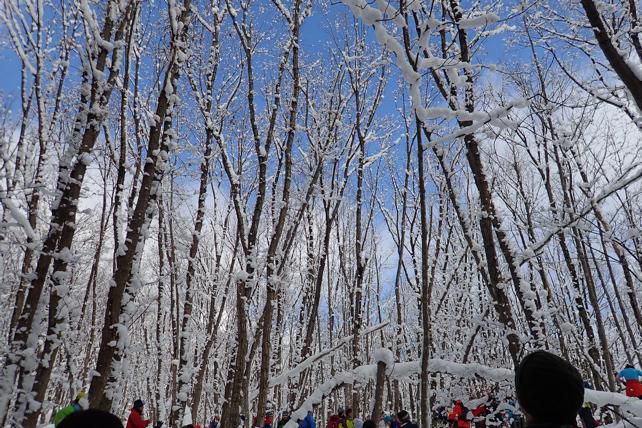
[
  {"xmin": 298, "ymin": 414, "xmax": 316, "ymax": 428},
  {"xmin": 619, "ymin": 367, "xmax": 642, "ymax": 381}
]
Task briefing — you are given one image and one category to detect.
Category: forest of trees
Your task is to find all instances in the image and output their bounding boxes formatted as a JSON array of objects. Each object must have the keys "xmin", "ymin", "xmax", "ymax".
[{"xmin": 1, "ymin": 0, "xmax": 642, "ymax": 426}]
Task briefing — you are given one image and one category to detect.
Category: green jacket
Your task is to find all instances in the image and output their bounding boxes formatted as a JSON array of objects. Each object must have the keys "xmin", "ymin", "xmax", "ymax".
[{"xmin": 53, "ymin": 403, "xmax": 80, "ymax": 426}]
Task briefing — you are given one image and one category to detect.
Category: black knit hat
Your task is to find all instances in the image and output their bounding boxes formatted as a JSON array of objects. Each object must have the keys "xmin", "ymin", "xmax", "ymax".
[
  {"xmin": 59, "ymin": 409, "xmax": 124, "ymax": 428},
  {"xmin": 397, "ymin": 410, "xmax": 410, "ymax": 422},
  {"xmin": 515, "ymin": 350, "xmax": 584, "ymax": 425}
]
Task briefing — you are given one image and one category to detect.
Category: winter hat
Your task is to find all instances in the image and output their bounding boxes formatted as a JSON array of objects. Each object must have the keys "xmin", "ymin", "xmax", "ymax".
[
  {"xmin": 58, "ymin": 409, "xmax": 124, "ymax": 428},
  {"xmin": 396, "ymin": 411, "xmax": 410, "ymax": 422},
  {"xmin": 515, "ymin": 350, "xmax": 584, "ymax": 425},
  {"xmin": 133, "ymin": 399, "xmax": 145, "ymax": 409}
]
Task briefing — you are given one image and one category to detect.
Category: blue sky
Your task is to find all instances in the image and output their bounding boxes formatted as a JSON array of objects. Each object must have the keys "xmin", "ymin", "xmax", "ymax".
[{"xmin": 0, "ymin": 1, "xmax": 530, "ymax": 118}]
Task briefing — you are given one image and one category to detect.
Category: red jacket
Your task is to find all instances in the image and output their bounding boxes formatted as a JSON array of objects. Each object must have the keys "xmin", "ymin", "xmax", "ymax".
[
  {"xmin": 448, "ymin": 403, "xmax": 463, "ymax": 421},
  {"xmin": 472, "ymin": 405, "xmax": 486, "ymax": 418},
  {"xmin": 327, "ymin": 415, "xmax": 342, "ymax": 428},
  {"xmin": 127, "ymin": 409, "xmax": 151, "ymax": 428}
]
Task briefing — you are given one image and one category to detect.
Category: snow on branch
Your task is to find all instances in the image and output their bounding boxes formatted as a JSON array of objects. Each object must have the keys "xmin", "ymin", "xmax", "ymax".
[
  {"xmin": 79, "ymin": 0, "xmax": 115, "ymax": 52},
  {"xmin": 457, "ymin": 13, "xmax": 499, "ymax": 29},
  {"xmin": 285, "ymin": 358, "xmax": 513, "ymax": 427},
  {"xmin": 287, "ymin": 358, "xmax": 642, "ymax": 428},
  {"xmin": 422, "ymin": 99, "xmax": 527, "ymax": 148},
  {"xmin": 0, "ymin": 195, "xmax": 36, "ymax": 241},
  {"xmin": 251, "ymin": 322, "xmax": 390, "ymax": 400},
  {"xmin": 584, "ymin": 389, "xmax": 642, "ymax": 417},
  {"xmin": 518, "ymin": 163, "xmax": 642, "ymax": 265},
  {"xmin": 271, "ymin": 0, "xmax": 291, "ymax": 22}
]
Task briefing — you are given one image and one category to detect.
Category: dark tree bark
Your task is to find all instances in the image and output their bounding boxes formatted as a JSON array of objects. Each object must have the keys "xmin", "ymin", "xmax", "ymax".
[{"xmin": 89, "ymin": 0, "xmax": 193, "ymax": 410}]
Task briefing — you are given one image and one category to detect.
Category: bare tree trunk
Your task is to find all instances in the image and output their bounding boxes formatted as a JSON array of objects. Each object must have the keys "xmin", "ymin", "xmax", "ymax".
[
  {"xmin": 579, "ymin": 0, "xmax": 642, "ymax": 111},
  {"xmin": 372, "ymin": 361, "xmax": 386, "ymax": 421},
  {"xmin": 89, "ymin": 1, "xmax": 193, "ymax": 409},
  {"xmin": 255, "ymin": 2, "xmax": 303, "ymax": 424},
  {"xmin": 155, "ymin": 195, "xmax": 167, "ymax": 424},
  {"xmin": 573, "ymin": 231, "xmax": 616, "ymax": 389},
  {"xmin": 414, "ymin": 117, "xmax": 432, "ymax": 428},
  {"xmin": 173, "ymin": 99, "xmax": 215, "ymax": 428},
  {"xmin": 11, "ymin": 4, "xmax": 137, "ymax": 424},
  {"xmin": 191, "ymin": 206, "xmax": 235, "ymax": 419}
]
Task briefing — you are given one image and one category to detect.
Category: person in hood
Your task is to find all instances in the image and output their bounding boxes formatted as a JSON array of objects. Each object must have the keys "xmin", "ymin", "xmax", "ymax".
[
  {"xmin": 396, "ymin": 411, "xmax": 417, "ymax": 428},
  {"xmin": 343, "ymin": 409, "xmax": 355, "ymax": 428},
  {"xmin": 618, "ymin": 364, "xmax": 642, "ymax": 398},
  {"xmin": 54, "ymin": 391, "xmax": 87, "ymax": 427},
  {"xmin": 515, "ymin": 350, "xmax": 584, "ymax": 428},
  {"xmin": 277, "ymin": 411, "xmax": 291, "ymax": 428},
  {"xmin": 449, "ymin": 401, "xmax": 470, "ymax": 428},
  {"xmin": 447, "ymin": 401, "xmax": 463, "ymax": 428},
  {"xmin": 298, "ymin": 411, "xmax": 316, "ymax": 428},
  {"xmin": 53, "ymin": 391, "xmax": 87, "ymax": 427},
  {"xmin": 327, "ymin": 410, "xmax": 343, "ymax": 428},
  {"xmin": 209, "ymin": 415, "xmax": 221, "ymax": 428},
  {"xmin": 58, "ymin": 409, "xmax": 124, "ymax": 428},
  {"xmin": 127, "ymin": 399, "xmax": 151, "ymax": 428},
  {"xmin": 265, "ymin": 411, "xmax": 275, "ymax": 428}
]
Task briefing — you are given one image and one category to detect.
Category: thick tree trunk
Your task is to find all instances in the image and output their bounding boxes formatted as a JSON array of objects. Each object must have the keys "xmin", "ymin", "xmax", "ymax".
[{"xmin": 579, "ymin": 0, "xmax": 642, "ymax": 112}]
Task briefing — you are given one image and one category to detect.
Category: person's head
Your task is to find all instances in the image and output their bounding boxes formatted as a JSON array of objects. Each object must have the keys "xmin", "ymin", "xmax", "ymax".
[
  {"xmin": 58, "ymin": 409, "xmax": 124, "ymax": 428},
  {"xmin": 346, "ymin": 408, "xmax": 353, "ymax": 418},
  {"xmin": 397, "ymin": 410, "xmax": 410, "ymax": 423},
  {"xmin": 363, "ymin": 420, "xmax": 376, "ymax": 428},
  {"xmin": 281, "ymin": 411, "xmax": 290, "ymax": 420},
  {"xmin": 73, "ymin": 391, "xmax": 86, "ymax": 404},
  {"xmin": 625, "ymin": 364, "xmax": 635, "ymax": 369},
  {"xmin": 133, "ymin": 399, "xmax": 145, "ymax": 412},
  {"xmin": 338, "ymin": 408, "xmax": 345, "ymax": 418},
  {"xmin": 515, "ymin": 350, "xmax": 584, "ymax": 426}
]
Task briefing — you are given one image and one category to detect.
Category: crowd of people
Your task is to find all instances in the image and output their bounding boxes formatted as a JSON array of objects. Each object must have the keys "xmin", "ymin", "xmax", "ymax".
[{"xmin": 49, "ymin": 351, "xmax": 642, "ymax": 428}]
